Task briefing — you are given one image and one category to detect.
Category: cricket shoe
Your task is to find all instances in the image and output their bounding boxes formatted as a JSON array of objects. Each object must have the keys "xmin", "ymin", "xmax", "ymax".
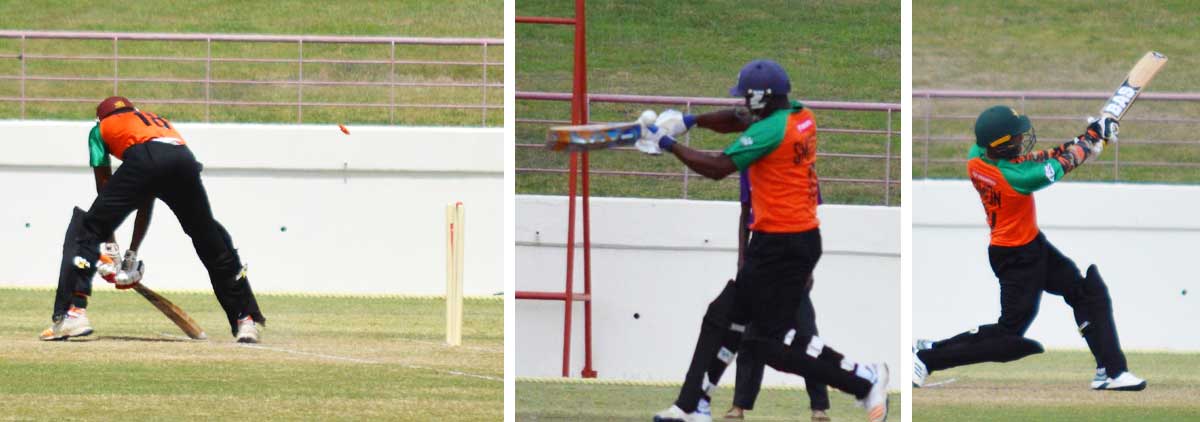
[
  {"xmin": 1090, "ymin": 367, "xmax": 1106, "ymax": 389},
  {"xmin": 856, "ymin": 363, "xmax": 890, "ymax": 422},
  {"xmin": 654, "ymin": 400, "xmax": 712, "ymax": 422},
  {"xmin": 811, "ymin": 409, "xmax": 832, "ymax": 422},
  {"xmin": 39, "ymin": 306, "xmax": 93, "ymax": 341},
  {"xmin": 235, "ymin": 316, "xmax": 260, "ymax": 343},
  {"xmin": 913, "ymin": 345, "xmax": 928, "ymax": 388},
  {"xmin": 722, "ymin": 406, "xmax": 743, "ymax": 419},
  {"xmin": 1095, "ymin": 371, "xmax": 1146, "ymax": 391}
]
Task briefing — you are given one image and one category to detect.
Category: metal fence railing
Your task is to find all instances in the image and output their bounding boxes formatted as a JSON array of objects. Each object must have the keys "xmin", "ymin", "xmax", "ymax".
[
  {"xmin": 916, "ymin": 90, "xmax": 1200, "ymax": 182},
  {"xmin": 0, "ymin": 30, "xmax": 503, "ymax": 126},
  {"xmin": 516, "ymin": 91, "xmax": 901, "ymax": 205}
]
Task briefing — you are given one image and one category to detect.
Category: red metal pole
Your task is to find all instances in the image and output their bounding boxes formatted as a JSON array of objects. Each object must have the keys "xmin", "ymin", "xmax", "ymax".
[
  {"xmin": 514, "ymin": 2, "xmax": 590, "ymax": 379},
  {"xmin": 563, "ymin": 151, "xmax": 577, "ymax": 377},
  {"xmin": 582, "ymin": 152, "xmax": 596, "ymax": 378},
  {"xmin": 573, "ymin": 0, "xmax": 596, "ymax": 379}
]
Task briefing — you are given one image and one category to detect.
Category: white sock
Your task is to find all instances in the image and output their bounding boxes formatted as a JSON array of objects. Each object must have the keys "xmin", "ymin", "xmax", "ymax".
[{"xmin": 696, "ymin": 397, "xmax": 711, "ymax": 414}]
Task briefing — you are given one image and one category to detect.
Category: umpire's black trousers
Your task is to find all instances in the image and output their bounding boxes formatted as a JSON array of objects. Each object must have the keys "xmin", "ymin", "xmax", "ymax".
[{"xmin": 55, "ymin": 141, "xmax": 264, "ymax": 335}]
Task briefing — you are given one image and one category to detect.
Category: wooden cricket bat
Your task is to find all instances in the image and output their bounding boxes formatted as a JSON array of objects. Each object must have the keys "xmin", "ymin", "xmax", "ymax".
[
  {"xmin": 545, "ymin": 121, "xmax": 645, "ymax": 152},
  {"xmin": 1100, "ymin": 51, "xmax": 1167, "ymax": 121},
  {"xmin": 132, "ymin": 283, "xmax": 207, "ymax": 340}
]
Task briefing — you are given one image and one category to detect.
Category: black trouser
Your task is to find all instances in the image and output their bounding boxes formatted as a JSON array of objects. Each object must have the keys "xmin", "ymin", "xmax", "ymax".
[
  {"xmin": 917, "ymin": 232, "xmax": 1127, "ymax": 378},
  {"xmin": 53, "ymin": 142, "xmax": 264, "ymax": 335},
  {"xmin": 674, "ymin": 230, "xmax": 871, "ymax": 413},
  {"xmin": 733, "ymin": 281, "xmax": 829, "ymax": 411}
]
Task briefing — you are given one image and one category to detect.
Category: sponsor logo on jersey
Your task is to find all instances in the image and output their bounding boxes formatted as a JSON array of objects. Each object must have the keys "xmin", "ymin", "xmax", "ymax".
[
  {"xmin": 795, "ymin": 118, "xmax": 814, "ymax": 133},
  {"xmin": 1044, "ymin": 163, "xmax": 1056, "ymax": 182},
  {"xmin": 739, "ymin": 135, "xmax": 753, "ymax": 146},
  {"xmin": 970, "ymin": 170, "xmax": 997, "ymax": 186}
]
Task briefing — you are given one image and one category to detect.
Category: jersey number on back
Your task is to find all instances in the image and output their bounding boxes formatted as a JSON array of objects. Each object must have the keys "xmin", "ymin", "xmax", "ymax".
[{"xmin": 133, "ymin": 111, "xmax": 171, "ymax": 129}]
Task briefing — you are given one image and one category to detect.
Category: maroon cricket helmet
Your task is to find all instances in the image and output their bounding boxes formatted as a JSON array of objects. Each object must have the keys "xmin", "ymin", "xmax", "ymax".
[{"xmin": 96, "ymin": 96, "xmax": 135, "ymax": 120}]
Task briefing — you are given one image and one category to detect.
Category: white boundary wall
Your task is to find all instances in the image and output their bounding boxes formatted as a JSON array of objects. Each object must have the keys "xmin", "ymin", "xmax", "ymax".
[
  {"xmin": 914, "ymin": 180, "xmax": 1200, "ymax": 351},
  {"xmin": 0, "ymin": 121, "xmax": 502, "ymax": 296},
  {"xmin": 516, "ymin": 195, "xmax": 900, "ymax": 388}
]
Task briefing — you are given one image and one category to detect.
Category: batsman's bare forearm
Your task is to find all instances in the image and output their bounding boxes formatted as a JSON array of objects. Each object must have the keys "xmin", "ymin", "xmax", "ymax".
[
  {"xmin": 129, "ymin": 198, "xmax": 154, "ymax": 252},
  {"xmin": 695, "ymin": 109, "xmax": 753, "ymax": 134},
  {"xmin": 669, "ymin": 143, "xmax": 738, "ymax": 180},
  {"xmin": 93, "ymin": 166, "xmax": 117, "ymax": 244}
]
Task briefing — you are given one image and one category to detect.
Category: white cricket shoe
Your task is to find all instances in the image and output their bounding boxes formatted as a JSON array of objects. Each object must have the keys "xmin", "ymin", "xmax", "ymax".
[
  {"xmin": 857, "ymin": 363, "xmax": 890, "ymax": 422},
  {"xmin": 913, "ymin": 346, "xmax": 928, "ymax": 388},
  {"xmin": 235, "ymin": 316, "xmax": 260, "ymax": 343},
  {"xmin": 1090, "ymin": 367, "xmax": 1106, "ymax": 389},
  {"xmin": 40, "ymin": 306, "xmax": 93, "ymax": 341},
  {"xmin": 1095, "ymin": 371, "xmax": 1146, "ymax": 391},
  {"xmin": 914, "ymin": 339, "xmax": 935, "ymax": 351},
  {"xmin": 653, "ymin": 403, "xmax": 712, "ymax": 422}
]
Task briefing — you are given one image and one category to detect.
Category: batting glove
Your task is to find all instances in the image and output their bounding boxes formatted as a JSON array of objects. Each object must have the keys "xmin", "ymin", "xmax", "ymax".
[
  {"xmin": 96, "ymin": 242, "xmax": 121, "ymax": 284},
  {"xmin": 114, "ymin": 250, "xmax": 143, "ymax": 289},
  {"xmin": 1086, "ymin": 116, "xmax": 1119, "ymax": 143}
]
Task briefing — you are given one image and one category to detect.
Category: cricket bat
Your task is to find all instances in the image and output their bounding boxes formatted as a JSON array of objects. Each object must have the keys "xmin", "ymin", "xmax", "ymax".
[
  {"xmin": 1100, "ymin": 51, "xmax": 1167, "ymax": 121},
  {"xmin": 132, "ymin": 283, "xmax": 207, "ymax": 340},
  {"xmin": 545, "ymin": 121, "xmax": 646, "ymax": 152}
]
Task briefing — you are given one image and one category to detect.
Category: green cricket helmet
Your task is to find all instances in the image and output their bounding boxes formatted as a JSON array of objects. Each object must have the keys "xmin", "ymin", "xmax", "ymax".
[{"xmin": 975, "ymin": 105, "xmax": 1035, "ymax": 159}]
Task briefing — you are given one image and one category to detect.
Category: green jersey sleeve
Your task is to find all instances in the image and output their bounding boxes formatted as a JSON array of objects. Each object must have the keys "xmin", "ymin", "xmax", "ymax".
[
  {"xmin": 969, "ymin": 145, "xmax": 1064, "ymax": 194},
  {"xmin": 722, "ymin": 110, "xmax": 788, "ymax": 170},
  {"xmin": 999, "ymin": 157, "xmax": 1064, "ymax": 195},
  {"xmin": 88, "ymin": 123, "xmax": 111, "ymax": 168}
]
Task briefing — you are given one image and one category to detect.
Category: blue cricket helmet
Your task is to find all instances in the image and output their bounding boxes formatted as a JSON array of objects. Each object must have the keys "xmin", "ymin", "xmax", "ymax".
[{"xmin": 729, "ymin": 59, "xmax": 791, "ymax": 97}]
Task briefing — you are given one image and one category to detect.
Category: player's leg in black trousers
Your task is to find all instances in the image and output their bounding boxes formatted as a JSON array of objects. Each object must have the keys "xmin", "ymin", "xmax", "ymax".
[
  {"xmin": 147, "ymin": 142, "xmax": 265, "ymax": 335},
  {"xmin": 673, "ymin": 230, "xmax": 872, "ymax": 415},
  {"xmin": 732, "ymin": 278, "xmax": 829, "ymax": 412},
  {"xmin": 916, "ymin": 235, "xmax": 1049, "ymax": 371},
  {"xmin": 53, "ymin": 144, "xmax": 156, "ymax": 320},
  {"xmin": 1042, "ymin": 237, "xmax": 1128, "ymax": 378}
]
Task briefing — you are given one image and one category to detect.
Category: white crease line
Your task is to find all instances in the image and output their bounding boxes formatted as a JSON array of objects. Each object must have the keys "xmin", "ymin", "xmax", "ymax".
[
  {"xmin": 237, "ymin": 343, "xmax": 501, "ymax": 382},
  {"xmin": 923, "ymin": 378, "xmax": 958, "ymax": 388},
  {"xmin": 239, "ymin": 343, "xmax": 381, "ymax": 364},
  {"xmin": 409, "ymin": 339, "xmax": 502, "ymax": 354}
]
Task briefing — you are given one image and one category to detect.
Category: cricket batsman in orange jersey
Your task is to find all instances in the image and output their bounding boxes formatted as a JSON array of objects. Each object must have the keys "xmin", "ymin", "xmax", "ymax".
[
  {"xmin": 42, "ymin": 96, "xmax": 265, "ymax": 343},
  {"xmin": 912, "ymin": 106, "xmax": 1145, "ymax": 392},
  {"xmin": 637, "ymin": 59, "xmax": 890, "ymax": 422}
]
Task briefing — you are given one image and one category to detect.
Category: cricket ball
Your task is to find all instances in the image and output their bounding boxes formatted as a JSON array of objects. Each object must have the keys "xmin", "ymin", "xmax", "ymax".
[
  {"xmin": 338, "ymin": 124, "xmax": 350, "ymax": 135},
  {"xmin": 639, "ymin": 110, "xmax": 657, "ymax": 126}
]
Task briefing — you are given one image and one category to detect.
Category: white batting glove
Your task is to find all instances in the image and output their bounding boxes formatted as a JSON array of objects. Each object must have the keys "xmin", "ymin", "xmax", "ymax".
[
  {"xmin": 655, "ymin": 109, "xmax": 690, "ymax": 138},
  {"xmin": 115, "ymin": 250, "xmax": 143, "ymax": 289}
]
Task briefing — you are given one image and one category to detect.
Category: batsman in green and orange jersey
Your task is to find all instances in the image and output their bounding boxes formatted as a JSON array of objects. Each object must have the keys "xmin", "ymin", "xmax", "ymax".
[
  {"xmin": 913, "ymin": 106, "xmax": 1147, "ymax": 392},
  {"xmin": 42, "ymin": 96, "xmax": 265, "ymax": 343},
  {"xmin": 639, "ymin": 59, "xmax": 890, "ymax": 422}
]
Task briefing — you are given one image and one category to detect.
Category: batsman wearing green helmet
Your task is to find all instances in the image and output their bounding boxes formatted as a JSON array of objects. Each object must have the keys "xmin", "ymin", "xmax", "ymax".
[{"xmin": 913, "ymin": 106, "xmax": 1146, "ymax": 392}]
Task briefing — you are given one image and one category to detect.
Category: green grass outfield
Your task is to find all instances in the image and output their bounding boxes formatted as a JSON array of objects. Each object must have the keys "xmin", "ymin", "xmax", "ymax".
[
  {"xmin": 517, "ymin": 0, "xmax": 900, "ymax": 205},
  {"xmin": 915, "ymin": 350, "xmax": 1200, "ymax": 421},
  {"xmin": 914, "ymin": 1, "xmax": 1200, "ymax": 182},
  {"xmin": 0, "ymin": 288, "xmax": 501, "ymax": 420},
  {"xmin": 0, "ymin": 1, "xmax": 503, "ymax": 127},
  {"xmin": 516, "ymin": 379, "xmax": 900, "ymax": 421}
]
